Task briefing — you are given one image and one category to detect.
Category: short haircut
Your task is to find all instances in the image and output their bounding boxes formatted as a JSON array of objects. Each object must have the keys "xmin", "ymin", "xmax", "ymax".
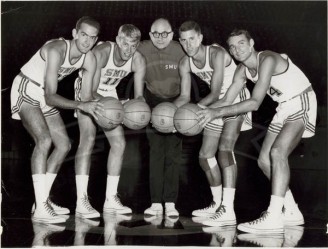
[
  {"xmin": 76, "ymin": 16, "xmax": 101, "ymax": 33},
  {"xmin": 118, "ymin": 24, "xmax": 141, "ymax": 42},
  {"xmin": 226, "ymin": 29, "xmax": 252, "ymax": 44},
  {"xmin": 179, "ymin": 21, "xmax": 202, "ymax": 35}
]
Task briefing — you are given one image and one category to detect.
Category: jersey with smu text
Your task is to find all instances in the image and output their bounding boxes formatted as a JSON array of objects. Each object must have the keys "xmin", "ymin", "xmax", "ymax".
[
  {"xmin": 96, "ymin": 41, "xmax": 133, "ymax": 96},
  {"xmin": 189, "ymin": 44, "xmax": 237, "ymax": 95},
  {"xmin": 245, "ymin": 51, "xmax": 311, "ymax": 103},
  {"xmin": 20, "ymin": 38, "xmax": 85, "ymax": 87}
]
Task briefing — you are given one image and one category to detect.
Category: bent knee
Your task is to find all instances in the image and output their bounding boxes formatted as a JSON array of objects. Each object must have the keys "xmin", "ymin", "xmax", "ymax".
[
  {"xmin": 270, "ymin": 147, "xmax": 288, "ymax": 161},
  {"xmin": 199, "ymin": 156, "xmax": 217, "ymax": 172},
  {"xmin": 217, "ymin": 150, "xmax": 236, "ymax": 168}
]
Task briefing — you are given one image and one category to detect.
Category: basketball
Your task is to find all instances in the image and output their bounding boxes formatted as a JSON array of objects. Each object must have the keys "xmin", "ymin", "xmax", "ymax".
[
  {"xmin": 151, "ymin": 102, "xmax": 177, "ymax": 133},
  {"xmin": 95, "ymin": 97, "xmax": 124, "ymax": 130},
  {"xmin": 123, "ymin": 99, "xmax": 151, "ymax": 130},
  {"xmin": 173, "ymin": 103, "xmax": 203, "ymax": 136}
]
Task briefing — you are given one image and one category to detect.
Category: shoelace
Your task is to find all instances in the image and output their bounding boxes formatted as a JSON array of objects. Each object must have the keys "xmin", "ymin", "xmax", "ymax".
[
  {"xmin": 199, "ymin": 201, "xmax": 217, "ymax": 211},
  {"xmin": 113, "ymin": 195, "xmax": 124, "ymax": 207},
  {"xmin": 210, "ymin": 205, "xmax": 226, "ymax": 219},
  {"xmin": 48, "ymin": 199, "xmax": 65, "ymax": 210},
  {"xmin": 44, "ymin": 200, "xmax": 57, "ymax": 217},
  {"xmin": 81, "ymin": 194, "xmax": 95, "ymax": 211},
  {"xmin": 249, "ymin": 211, "xmax": 269, "ymax": 225}
]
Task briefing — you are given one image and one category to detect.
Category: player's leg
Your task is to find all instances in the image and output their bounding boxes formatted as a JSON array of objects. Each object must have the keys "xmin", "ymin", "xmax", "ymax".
[
  {"xmin": 43, "ymin": 113, "xmax": 71, "ymax": 214},
  {"xmin": 144, "ymin": 126, "xmax": 165, "ymax": 215},
  {"xmin": 192, "ymin": 128, "xmax": 221, "ymax": 217},
  {"xmin": 237, "ymin": 120, "xmax": 305, "ymax": 234},
  {"xmin": 103, "ymin": 125, "xmax": 132, "ymax": 214},
  {"xmin": 163, "ymin": 133, "xmax": 182, "ymax": 217},
  {"xmin": 202, "ymin": 116, "xmax": 244, "ymax": 227},
  {"xmin": 19, "ymin": 103, "xmax": 65, "ymax": 223},
  {"xmin": 75, "ymin": 111, "xmax": 100, "ymax": 219}
]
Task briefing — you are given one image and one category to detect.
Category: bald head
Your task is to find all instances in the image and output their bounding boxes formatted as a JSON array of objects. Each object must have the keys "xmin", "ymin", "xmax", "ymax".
[
  {"xmin": 151, "ymin": 18, "xmax": 172, "ymax": 32},
  {"xmin": 149, "ymin": 18, "xmax": 174, "ymax": 49}
]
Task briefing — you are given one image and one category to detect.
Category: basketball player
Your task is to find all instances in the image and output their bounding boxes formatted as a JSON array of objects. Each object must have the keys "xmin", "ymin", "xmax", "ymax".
[
  {"xmin": 138, "ymin": 18, "xmax": 185, "ymax": 217},
  {"xmin": 74, "ymin": 24, "xmax": 145, "ymax": 218},
  {"xmin": 176, "ymin": 21, "xmax": 252, "ymax": 226},
  {"xmin": 10, "ymin": 16, "xmax": 102, "ymax": 223},
  {"xmin": 197, "ymin": 29, "xmax": 317, "ymax": 233}
]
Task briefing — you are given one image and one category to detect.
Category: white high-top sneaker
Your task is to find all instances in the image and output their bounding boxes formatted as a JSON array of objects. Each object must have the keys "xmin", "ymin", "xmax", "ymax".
[
  {"xmin": 32, "ymin": 200, "xmax": 66, "ymax": 224},
  {"xmin": 202, "ymin": 205, "xmax": 236, "ymax": 227},
  {"xmin": 103, "ymin": 194, "xmax": 132, "ymax": 214},
  {"xmin": 192, "ymin": 201, "xmax": 221, "ymax": 217},
  {"xmin": 282, "ymin": 205, "xmax": 304, "ymax": 226},
  {"xmin": 75, "ymin": 193, "xmax": 100, "ymax": 219},
  {"xmin": 237, "ymin": 211, "xmax": 284, "ymax": 234}
]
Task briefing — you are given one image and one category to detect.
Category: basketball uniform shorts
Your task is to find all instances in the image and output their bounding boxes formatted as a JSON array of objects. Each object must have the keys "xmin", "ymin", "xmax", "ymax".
[
  {"xmin": 74, "ymin": 76, "xmax": 118, "ymax": 118},
  {"xmin": 268, "ymin": 90, "xmax": 317, "ymax": 138},
  {"xmin": 11, "ymin": 74, "xmax": 59, "ymax": 120},
  {"xmin": 205, "ymin": 86, "xmax": 252, "ymax": 134}
]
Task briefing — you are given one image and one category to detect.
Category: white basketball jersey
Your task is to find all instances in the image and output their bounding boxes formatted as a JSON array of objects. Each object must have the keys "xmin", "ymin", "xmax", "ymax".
[
  {"xmin": 21, "ymin": 38, "xmax": 85, "ymax": 87},
  {"xmin": 245, "ymin": 52, "xmax": 311, "ymax": 102},
  {"xmin": 96, "ymin": 41, "xmax": 133, "ymax": 97},
  {"xmin": 189, "ymin": 44, "xmax": 237, "ymax": 95}
]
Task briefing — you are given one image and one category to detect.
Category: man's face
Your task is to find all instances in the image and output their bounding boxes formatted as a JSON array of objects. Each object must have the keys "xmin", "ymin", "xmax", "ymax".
[
  {"xmin": 149, "ymin": 22, "xmax": 173, "ymax": 49},
  {"xmin": 74, "ymin": 23, "xmax": 98, "ymax": 54},
  {"xmin": 227, "ymin": 34, "xmax": 253, "ymax": 62},
  {"xmin": 179, "ymin": 30, "xmax": 202, "ymax": 57},
  {"xmin": 117, "ymin": 36, "xmax": 139, "ymax": 61}
]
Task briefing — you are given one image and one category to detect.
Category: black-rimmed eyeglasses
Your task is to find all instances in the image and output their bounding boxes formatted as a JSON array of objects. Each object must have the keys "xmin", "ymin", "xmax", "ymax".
[{"xmin": 151, "ymin": 31, "xmax": 173, "ymax": 38}]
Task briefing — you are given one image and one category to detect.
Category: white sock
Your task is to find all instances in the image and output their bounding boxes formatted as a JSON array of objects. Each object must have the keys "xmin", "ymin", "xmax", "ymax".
[
  {"xmin": 105, "ymin": 175, "xmax": 120, "ymax": 199},
  {"xmin": 284, "ymin": 189, "xmax": 297, "ymax": 210},
  {"xmin": 210, "ymin": 185, "xmax": 222, "ymax": 205},
  {"xmin": 76, "ymin": 175, "xmax": 89, "ymax": 199},
  {"xmin": 45, "ymin": 172, "xmax": 57, "ymax": 197},
  {"xmin": 222, "ymin": 187, "xmax": 236, "ymax": 209},
  {"xmin": 32, "ymin": 174, "xmax": 47, "ymax": 209},
  {"xmin": 267, "ymin": 195, "xmax": 284, "ymax": 216}
]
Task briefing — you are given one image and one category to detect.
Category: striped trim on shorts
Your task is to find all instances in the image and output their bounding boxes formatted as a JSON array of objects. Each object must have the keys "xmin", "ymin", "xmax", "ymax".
[
  {"xmin": 205, "ymin": 87, "xmax": 253, "ymax": 134},
  {"xmin": 268, "ymin": 90, "xmax": 317, "ymax": 138},
  {"xmin": 10, "ymin": 74, "xmax": 59, "ymax": 120}
]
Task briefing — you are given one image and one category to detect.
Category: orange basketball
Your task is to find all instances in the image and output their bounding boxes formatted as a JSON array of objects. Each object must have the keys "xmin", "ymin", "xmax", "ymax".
[
  {"xmin": 173, "ymin": 103, "xmax": 203, "ymax": 136},
  {"xmin": 151, "ymin": 102, "xmax": 177, "ymax": 133},
  {"xmin": 123, "ymin": 99, "xmax": 151, "ymax": 130},
  {"xmin": 95, "ymin": 97, "xmax": 124, "ymax": 130}
]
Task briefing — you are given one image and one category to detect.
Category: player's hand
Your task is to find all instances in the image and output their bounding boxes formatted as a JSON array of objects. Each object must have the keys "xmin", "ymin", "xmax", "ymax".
[
  {"xmin": 120, "ymin": 98, "xmax": 130, "ymax": 105},
  {"xmin": 79, "ymin": 100, "xmax": 104, "ymax": 120},
  {"xmin": 196, "ymin": 108, "xmax": 217, "ymax": 127},
  {"xmin": 197, "ymin": 103, "xmax": 207, "ymax": 109}
]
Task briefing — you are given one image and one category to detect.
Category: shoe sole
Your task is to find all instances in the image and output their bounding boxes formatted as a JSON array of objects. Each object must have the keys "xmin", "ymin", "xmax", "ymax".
[
  {"xmin": 237, "ymin": 224, "xmax": 284, "ymax": 234},
  {"xmin": 144, "ymin": 211, "xmax": 163, "ymax": 216},
  {"xmin": 192, "ymin": 212, "xmax": 216, "ymax": 217},
  {"xmin": 283, "ymin": 219, "xmax": 305, "ymax": 226},
  {"xmin": 32, "ymin": 216, "xmax": 66, "ymax": 224},
  {"xmin": 202, "ymin": 219, "xmax": 236, "ymax": 227},
  {"xmin": 76, "ymin": 211, "xmax": 100, "ymax": 219},
  {"xmin": 103, "ymin": 208, "xmax": 132, "ymax": 214}
]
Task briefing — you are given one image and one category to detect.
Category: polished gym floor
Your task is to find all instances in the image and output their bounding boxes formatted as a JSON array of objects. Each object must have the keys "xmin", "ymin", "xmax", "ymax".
[{"xmin": 1, "ymin": 211, "xmax": 327, "ymax": 247}]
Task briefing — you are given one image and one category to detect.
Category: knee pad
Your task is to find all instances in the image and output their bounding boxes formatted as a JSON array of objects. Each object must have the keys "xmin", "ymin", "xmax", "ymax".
[
  {"xmin": 199, "ymin": 157, "xmax": 218, "ymax": 171},
  {"xmin": 218, "ymin": 151, "xmax": 236, "ymax": 169}
]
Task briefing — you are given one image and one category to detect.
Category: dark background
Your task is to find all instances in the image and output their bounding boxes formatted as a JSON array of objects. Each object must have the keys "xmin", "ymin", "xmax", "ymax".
[{"xmin": 1, "ymin": 0, "xmax": 327, "ymax": 226}]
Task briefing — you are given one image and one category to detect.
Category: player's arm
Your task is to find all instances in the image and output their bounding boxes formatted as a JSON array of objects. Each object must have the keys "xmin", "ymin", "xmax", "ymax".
[
  {"xmin": 198, "ymin": 54, "xmax": 276, "ymax": 126},
  {"xmin": 44, "ymin": 43, "xmax": 79, "ymax": 109},
  {"xmin": 198, "ymin": 47, "xmax": 225, "ymax": 106},
  {"xmin": 173, "ymin": 56, "xmax": 191, "ymax": 108},
  {"xmin": 80, "ymin": 51, "xmax": 97, "ymax": 101},
  {"xmin": 132, "ymin": 51, "xmax": 146, "ymax": 101},
  {"xmin": 92, "ymin": 45, "xmax": 107, "ymax": 100},
  {"xmin": 209, "ymin": 64, "xmax": 246, "ymax": 108}
]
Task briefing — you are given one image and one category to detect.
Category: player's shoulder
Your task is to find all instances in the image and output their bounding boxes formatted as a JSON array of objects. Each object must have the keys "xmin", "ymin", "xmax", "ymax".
[
  {"xmin": 259, "ymin": 50, "xmax": 281, "ymax": 64},
  {"xmin": 43, "ymin": 38, "xmax": 67, "ymax": 51}
]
